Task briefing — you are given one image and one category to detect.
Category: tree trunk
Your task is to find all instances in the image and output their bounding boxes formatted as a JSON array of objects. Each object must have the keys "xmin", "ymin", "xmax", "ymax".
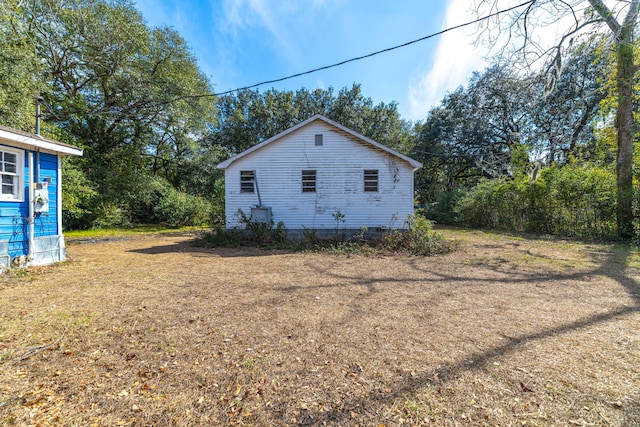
[
  {"xmin": 615, "ymin": 20, "xmax": 637, "ymax": 239},
  {"xmin": 583, "ymin": 0, "xmax": 640, "ymax": 238}
]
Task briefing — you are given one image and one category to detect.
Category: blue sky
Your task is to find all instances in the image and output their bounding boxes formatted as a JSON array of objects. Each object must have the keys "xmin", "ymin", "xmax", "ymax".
[{"xmin": 133, "ymin": 0, "xmax": 490, "ymax": 121}]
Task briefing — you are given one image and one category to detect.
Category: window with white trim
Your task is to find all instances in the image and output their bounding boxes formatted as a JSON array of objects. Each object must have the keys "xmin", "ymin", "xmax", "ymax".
[
  {"xmin": 0, "ymin": 148, "xmax": 23, "ymax": 201},
  {"xmin": 364, "ymin": 169, "xmax": 378, "ymax": 192},
  {"xmin": 240, "ymin": 170, "xmax": 255, "ymax": 193},
  {"xmin": 302, "ymin": 170, "xmax": 316, "ymax": 193}
]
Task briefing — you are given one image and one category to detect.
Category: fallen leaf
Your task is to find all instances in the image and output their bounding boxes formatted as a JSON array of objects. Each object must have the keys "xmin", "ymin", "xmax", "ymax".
[{"xmin": 520, "ymin": 382, "xmax": 533, "ymax": 392}]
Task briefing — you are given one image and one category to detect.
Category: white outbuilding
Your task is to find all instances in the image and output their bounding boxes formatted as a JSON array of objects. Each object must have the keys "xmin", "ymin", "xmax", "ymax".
[{"xmin": 216, "ymin": 114, "xmax": 422, "ymax": 236}]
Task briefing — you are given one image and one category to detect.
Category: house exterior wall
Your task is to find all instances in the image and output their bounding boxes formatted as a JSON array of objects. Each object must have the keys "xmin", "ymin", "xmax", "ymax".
[
  {"xmin": 224, "ymin": 121, "xmax": 416, "ymax": 232},
  {"xmin": 0, "ymin": 145, "xmax": 62, "ymax": 265}
]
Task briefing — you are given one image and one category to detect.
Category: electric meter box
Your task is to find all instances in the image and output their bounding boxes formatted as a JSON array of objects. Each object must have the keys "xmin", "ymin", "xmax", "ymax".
[{"xmin": 34, "ymin": 181, "xmax": 50, "ymax": 213}]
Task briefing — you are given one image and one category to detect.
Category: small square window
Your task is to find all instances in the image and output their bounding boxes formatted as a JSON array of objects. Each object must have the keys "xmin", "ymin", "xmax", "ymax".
[
  {"xmin": 314, "ymin": 134, "xmax": 323, "ymax": 146},
  {"xmin": 240, "ymin": 170, "xmax": 255, "ymax": 193},
  {"xmin": 364, "ymin": 169, "xmax": 378, "ymax": 192},
  {"xmin": 302, "ymin": 170, "xmax": 316, "ymax": 193}
]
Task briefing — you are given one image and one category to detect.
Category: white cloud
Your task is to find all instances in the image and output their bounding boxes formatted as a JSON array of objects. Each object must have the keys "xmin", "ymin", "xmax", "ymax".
[
  {"xmin": 218, "ymin": 0, "xmax": 340, "ymax": 60},
  {"xmin": 408, "ymin": 0, "xmax": 487, "ymax": 121},
  {"xmin": 406, "ymin": 0, "xmax": 607, "ymax": 121},
  {"xmin": 220, "ymin": 0, "xmax": 278, "ymax": 36}
]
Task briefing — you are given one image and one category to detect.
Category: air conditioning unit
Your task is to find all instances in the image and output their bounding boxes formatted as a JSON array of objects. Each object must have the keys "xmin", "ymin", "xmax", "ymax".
[{"xmin": 250, "ymin": 206, "xmax": 272, "ymax": 224}]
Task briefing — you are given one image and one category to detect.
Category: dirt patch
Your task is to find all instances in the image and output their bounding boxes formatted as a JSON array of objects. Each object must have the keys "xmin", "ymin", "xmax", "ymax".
[{"xmin": 1, "ymin": 229, "xmax": 639, "ymax": 426}]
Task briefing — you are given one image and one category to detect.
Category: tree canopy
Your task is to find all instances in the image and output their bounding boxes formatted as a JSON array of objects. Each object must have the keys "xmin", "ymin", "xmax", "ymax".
[
  {"xmin": 0, "ymin": 0, "xmax": 413, "ymax": 229},
  {"xmin": 472, "ymin": 0, "xmax": 640, "ymax": 238},
  {"xmin": 0, "ymin": 0, "xmax": 636, "ymax": 240}
]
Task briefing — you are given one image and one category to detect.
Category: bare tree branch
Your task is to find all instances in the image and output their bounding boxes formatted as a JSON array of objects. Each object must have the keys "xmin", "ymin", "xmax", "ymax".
[{"xmin": 587, "ymin": 0, "xmax": 622, "ymax": 33}]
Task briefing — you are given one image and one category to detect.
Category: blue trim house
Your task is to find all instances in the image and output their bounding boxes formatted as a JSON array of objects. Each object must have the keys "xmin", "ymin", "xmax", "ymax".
[{"xmin": 0, "ymin": 126, "xmax": 83, "ymax": 269}]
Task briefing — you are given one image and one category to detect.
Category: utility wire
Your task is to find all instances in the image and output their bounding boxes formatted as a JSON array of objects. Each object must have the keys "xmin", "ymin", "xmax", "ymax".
[{"xmin": 212, "ymin": 0, "xmax": 536, "ymax": 97}]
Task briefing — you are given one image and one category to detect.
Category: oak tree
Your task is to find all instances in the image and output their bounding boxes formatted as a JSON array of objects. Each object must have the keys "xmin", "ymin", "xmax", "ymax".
[{"xmin": 474, "ymin": 0, "xmax": 640, "ymax": 238}]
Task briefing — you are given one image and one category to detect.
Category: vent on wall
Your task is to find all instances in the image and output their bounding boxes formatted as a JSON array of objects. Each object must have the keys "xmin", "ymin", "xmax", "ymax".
[
  {"xmin": 240, "ymin": 170, "xmax": 255, "ymax": 193},
  {"xmin": 302, "ymin": 170, "xmax": 316, "ymax": 192},
  {"xmin": 364, "ymin": 169, "xmax": 379, "ymax": 192},
  {"xmin": 315, "ymin": 134, "xmax": 323, "ymax": 146}
]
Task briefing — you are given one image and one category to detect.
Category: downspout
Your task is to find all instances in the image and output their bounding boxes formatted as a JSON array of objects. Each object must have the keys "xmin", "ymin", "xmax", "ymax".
[
  {"xmin": 35, "ymin": 150, "xmax": 40, "ymax": 183},
  {"xmin": 28, "ymin": 152, "xmax": 35, "ymax": 260},
  {"xmin": 35, "ymin": 97, "xmax": 41, "ymax": 135},
  {"xmin": 57, "ymin": 156, "xmax": 62, "ymax": 236},
  {"xmin": 35, "ymin": 98, "xmax": 42, "ymax": 182},
  {"xmin": 29, "ymin": 98, "xmax": 43, "ymax": 260},
  {"xmin": 57, "ymin": 155, "xmax": 66, "ymax": 262},
  {"xmin": 254, "ymin": 171, "xmax": 263, "ymax": 207}
]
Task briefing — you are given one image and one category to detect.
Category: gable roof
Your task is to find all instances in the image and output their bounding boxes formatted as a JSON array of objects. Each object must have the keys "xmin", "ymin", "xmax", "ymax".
[
  {"xmin": 0, "ymin": 126, "xmax": 83, "ymax": 156},
  {"xmin": 216, "ymin": 114, "xmax": 421, "ymax": 170}
]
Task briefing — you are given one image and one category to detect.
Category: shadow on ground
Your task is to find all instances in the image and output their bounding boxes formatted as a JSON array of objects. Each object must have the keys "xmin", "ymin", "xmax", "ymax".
[{"xmin": 292, "ymin": 246, "xmax": 640, "ymax": 425}]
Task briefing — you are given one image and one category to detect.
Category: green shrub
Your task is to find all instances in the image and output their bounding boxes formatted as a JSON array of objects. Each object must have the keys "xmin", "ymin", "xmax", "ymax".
[
  {"xmin": 195, "ymin": 214, "xmax": 454, "ymax": 256},
  {"xmin": 154, "ymin": 187, "xmax": 212, "ymax": 228},
  {"xmin": 193, "ymin": 227, "xmax": 246, "ymax": 247},
  {"xmin": 456, "ymin": 165, "xmax": 617, "ymax": 239},
  {"xmin": 229, "ymin": 210, "xmax": 290, "ymax": 247},
  {"xmin": 381, "ymin": 215, "xmax": 454, "ymax": 256},
  {"xmin": 62, "ymin": 158, "xmax": 98, "ymax": 230},
  {"xmin": 272, "ymin": 221, "xmax": 288, "ymax": 246},
  {"xmin": 91, "ymin": 203, "xmax": 132, "ymax": 229},
  {"xmin": 421, "ymin": 189, "xmax": 462, "ymax": 224},
  {"xmin": 300, "ymin": 227, "xmax": 321, "ymax": 247}
]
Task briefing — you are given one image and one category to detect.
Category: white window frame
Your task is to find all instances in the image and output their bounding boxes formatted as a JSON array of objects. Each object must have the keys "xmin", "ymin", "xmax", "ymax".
[{"xmin": 0, "ymin": 147, "xmax": 23, "ymax": 202}]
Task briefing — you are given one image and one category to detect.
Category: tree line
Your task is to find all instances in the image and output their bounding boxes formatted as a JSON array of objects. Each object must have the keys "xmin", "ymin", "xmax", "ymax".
[{"xmin": 0, "ymin": 0, "xmax": 637, "ymax": 239}]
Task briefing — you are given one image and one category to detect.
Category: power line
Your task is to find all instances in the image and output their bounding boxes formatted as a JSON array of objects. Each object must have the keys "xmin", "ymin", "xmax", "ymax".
[{"xmin": 212, "ymin": 0, "xmax": 536, "ymax": 97}]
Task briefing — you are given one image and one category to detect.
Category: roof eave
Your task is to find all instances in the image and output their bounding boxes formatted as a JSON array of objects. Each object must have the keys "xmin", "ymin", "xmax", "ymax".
[
  {"xmin": 216, "ymin": 114, "xmax": 422, "ymax": 170},
  {"xmin": 216, "ymin": 115, "xmax": 322, "ymax": 170},
  {"xmin": 0, "ymin": 127, "xmax": 83, "ymax": 156},
  {"xmin": 315, "ymin": 115, "xmax": 422, "ymax": 169}
]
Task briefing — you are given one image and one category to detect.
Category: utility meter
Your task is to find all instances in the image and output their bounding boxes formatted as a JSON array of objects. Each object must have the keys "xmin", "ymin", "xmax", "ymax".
[{"xmin": 34, "ymin": 181, "xmax": 49, "ymax": 213}]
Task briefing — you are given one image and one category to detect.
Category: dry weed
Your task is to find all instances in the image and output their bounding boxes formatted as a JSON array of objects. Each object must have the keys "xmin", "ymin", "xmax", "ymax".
[{"xmin": 0, "ymin": 229, "xmax": 638, "ymax": 426}]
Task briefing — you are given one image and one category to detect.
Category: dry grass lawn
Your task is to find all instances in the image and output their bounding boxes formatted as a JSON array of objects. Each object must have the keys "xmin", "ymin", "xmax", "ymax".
[{"xmin": 0, "ymin": 229, "xmax": 639, "ymax": 426}]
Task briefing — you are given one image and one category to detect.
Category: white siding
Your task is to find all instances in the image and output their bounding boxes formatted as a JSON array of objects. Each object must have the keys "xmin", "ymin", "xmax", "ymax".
[{"xmin": 224, "ymin": 121, "xmax": 416, "ymax": 230}]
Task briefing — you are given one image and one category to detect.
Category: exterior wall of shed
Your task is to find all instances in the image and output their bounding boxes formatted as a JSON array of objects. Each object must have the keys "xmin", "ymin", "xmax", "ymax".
[
  {"xmin": 224, "ymin": 121, "xmax": 416, "ymax": 232},
  {"xmin": 0, "ymin": 146, "xmax": 64, "ymax": 267}
]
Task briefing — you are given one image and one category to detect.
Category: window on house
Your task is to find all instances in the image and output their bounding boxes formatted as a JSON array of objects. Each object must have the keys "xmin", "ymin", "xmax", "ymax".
[
  {"xmin": 315, "ymin": 134, "xmax": 323, "ymax": 146},
  {"xmin": 364, "ymin": 169, "xmax": 378, "ymax": 192},
  {"xmin": 302, "ymin": 170, "xmax": 316, "ymax": 193},
  {"xmin": 0, "ymin": 148, "xmax": 22, "ymax": 201},
  {"xmin": 240, "ymin": 170, "xmax": 255, "ymax": 193}
]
